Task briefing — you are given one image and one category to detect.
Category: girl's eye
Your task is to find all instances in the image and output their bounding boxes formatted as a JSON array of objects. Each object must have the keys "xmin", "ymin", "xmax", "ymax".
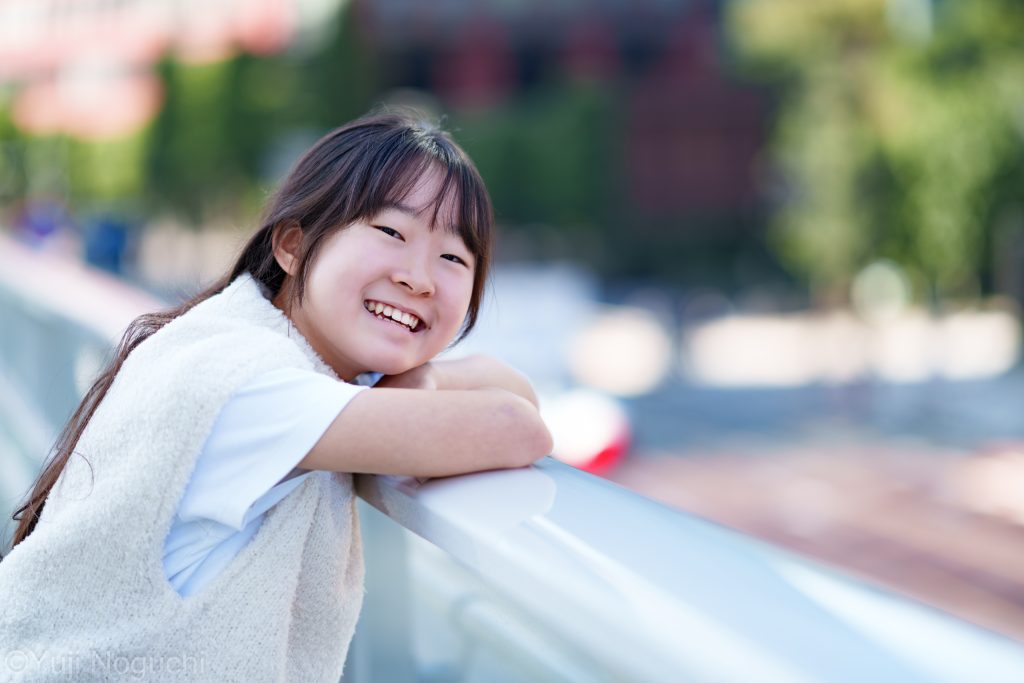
[
  {"xmin": 442, "ymin": 254, "xmax": 468, "ymax": 266},
  {"xmin": 375, "ymin": 226, "xmax": 403, "ymax": 240}
]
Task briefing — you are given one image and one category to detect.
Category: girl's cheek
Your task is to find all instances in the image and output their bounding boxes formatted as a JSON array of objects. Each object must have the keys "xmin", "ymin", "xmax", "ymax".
[{"xmin": 437, "ymin": 271, "xmax": 465, "ymax": 297}]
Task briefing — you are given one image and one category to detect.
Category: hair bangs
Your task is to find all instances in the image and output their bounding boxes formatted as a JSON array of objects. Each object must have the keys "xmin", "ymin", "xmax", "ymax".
[{"xmin": 353, "ymin": 136, "xmax": 490, "ymax": 267}]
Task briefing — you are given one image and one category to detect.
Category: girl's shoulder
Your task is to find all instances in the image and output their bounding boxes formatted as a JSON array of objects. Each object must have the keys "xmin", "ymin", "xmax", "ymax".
[
  {"xmin": 125, "ymin": 293, "xmax": 318, "ymax": 393},
  {"xmin": 153, "ymin": 276, "xmax": 310, "ymax": 360}
]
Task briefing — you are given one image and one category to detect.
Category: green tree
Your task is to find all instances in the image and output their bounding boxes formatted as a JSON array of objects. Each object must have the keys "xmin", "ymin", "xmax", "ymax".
[
  {"xmin": 727, "ymin": 0, "xmax": 1024, "ymax": 303},
  {"xmin": 146, "ymin": 58, "xmax": 240, "ymax": 223},
  {"xmin": 143, "ymin": 1, "xmax": 380, "ymax": 227},
  {"xmin": 304, "ymin": 1, "xmax": 380, "ymax": 129},
  {"xmin": 0, "ymin": 98, "xmax": 27, "ymax": 205},
  {"xmin": 452, "ymin": 81, "xmax": 618, "ymax": 262}
]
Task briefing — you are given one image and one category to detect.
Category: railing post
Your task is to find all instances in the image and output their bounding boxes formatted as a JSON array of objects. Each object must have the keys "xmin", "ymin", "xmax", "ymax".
[{"xmin": 343, "ymin": 499, "xmax": 417, "ymax": 682}]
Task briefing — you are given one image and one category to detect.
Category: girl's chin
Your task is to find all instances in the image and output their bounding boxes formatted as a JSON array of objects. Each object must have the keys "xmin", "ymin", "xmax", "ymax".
[{"xmin": 354, "ymin": 355, "xmax": 420, "ymax": 378}]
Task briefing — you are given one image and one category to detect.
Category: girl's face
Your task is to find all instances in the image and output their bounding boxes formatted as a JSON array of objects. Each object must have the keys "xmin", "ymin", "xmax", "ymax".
[{"xmin": 272, "ymin": 170, "xmax": 477, "ymax": 381}]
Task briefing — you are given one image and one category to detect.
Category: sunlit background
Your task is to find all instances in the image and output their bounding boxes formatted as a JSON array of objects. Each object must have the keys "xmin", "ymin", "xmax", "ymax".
[{"xmin": 2, "ymin": 0, "xmax": 1023, "ymax": 644}]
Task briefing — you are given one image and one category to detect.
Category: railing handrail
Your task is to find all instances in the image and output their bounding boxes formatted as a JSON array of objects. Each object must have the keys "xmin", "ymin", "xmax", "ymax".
[
  {"xmin": 355, "ymin": 460, "xmax": 1024, "ymax": 683},
  {"xmin": 0, "ymin": 233, "xmax": 163, "ymax": 343},
  {"xmin": 4, "ymin": 230, "xmax": 1024, "ymax": 683}
]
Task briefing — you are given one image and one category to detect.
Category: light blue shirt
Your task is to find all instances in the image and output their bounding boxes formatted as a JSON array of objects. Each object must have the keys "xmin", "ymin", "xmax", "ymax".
[{"xmin": 163, "ymin": 368, "xmax": 379, "ymax": 597}]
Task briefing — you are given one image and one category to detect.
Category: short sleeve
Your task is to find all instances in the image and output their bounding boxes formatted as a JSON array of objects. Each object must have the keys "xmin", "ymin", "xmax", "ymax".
[{"xmin": 174, "ymin": 367, "xmax": 371, "ymax": 531}]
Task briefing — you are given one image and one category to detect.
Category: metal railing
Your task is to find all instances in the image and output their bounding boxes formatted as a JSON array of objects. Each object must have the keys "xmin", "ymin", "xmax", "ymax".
[{"xmin": 2, "ymin": 233, "xmax": 1023, "ymax": 683}]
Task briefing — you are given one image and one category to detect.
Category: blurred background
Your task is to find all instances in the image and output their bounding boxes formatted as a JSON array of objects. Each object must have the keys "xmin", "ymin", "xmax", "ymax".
[{"xmin": 1, "ymin": 0, "xmax": 1023, "ymax": 644}]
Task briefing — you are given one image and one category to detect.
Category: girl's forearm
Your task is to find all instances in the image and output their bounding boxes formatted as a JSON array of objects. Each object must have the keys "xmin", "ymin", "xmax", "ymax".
[{"xmin": 432, "ymin": 355, "xmax": 540, "ymax": 409}]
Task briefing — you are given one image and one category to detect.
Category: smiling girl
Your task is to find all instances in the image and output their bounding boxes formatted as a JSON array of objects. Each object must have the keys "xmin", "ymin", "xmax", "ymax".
[{"xmin": 0, "ymin": 110, "xmax": 552, "ymax": 681}]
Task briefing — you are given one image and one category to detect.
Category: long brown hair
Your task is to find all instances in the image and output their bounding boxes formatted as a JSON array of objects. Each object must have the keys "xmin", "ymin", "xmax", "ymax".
[{"xmin": 3, "ymin": 108, "xmax": 494, "ymax": 558}]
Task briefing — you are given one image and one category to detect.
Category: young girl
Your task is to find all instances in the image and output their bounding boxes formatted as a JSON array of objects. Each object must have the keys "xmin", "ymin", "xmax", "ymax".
[{"xmin": 0, "ymin": 110, "xmax": 552, "ymax": 681}]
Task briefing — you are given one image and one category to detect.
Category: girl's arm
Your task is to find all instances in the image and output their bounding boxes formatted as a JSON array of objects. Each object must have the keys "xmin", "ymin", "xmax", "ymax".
[
  {"xmin": 298, "ymin": 357, "xmax": 550, "ymax": 478},
  {"xmin": 295, "ymin": 386, "xmax": 552, "ymax": 478}
]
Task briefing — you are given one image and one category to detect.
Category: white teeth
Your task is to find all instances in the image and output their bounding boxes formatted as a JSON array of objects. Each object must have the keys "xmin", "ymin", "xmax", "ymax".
[{"xmin": 365, "ymin": 300, "xmax": 420, "ymax": 331}]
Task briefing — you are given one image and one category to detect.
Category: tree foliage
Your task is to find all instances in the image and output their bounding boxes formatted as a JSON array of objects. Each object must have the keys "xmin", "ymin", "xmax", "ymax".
[
  {"xmin": 727, "ymin": 0, "xmax": 1024, "ymax": 302},
  {"xmin": 452, "ymin": 81, "xmax": 617, "ymax": 238}
]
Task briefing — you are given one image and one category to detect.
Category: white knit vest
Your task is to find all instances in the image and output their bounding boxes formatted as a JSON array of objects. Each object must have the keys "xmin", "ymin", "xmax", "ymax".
[{"xmin": 0, "ymin": 273, "xmax": 365, "ymax": 682}]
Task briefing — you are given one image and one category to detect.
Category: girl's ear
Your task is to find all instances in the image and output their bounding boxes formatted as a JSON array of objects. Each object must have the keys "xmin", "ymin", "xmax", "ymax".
[{"xmin": 272, "ymin": 221, "xmax": 303, "ymax": 275}]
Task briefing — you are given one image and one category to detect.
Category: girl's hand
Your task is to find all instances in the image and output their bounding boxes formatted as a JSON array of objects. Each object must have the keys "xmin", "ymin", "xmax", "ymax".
[
  {"xmin": 374, "ymin": 363, "xmax": 438, "ymax": 391},
  {"xmin": 432, "ymin": 354, "xmax": 540, "ymax": 409},
  {"xmin": 375, "ymin": 355, "xmax": 541, "ymax": 409}
]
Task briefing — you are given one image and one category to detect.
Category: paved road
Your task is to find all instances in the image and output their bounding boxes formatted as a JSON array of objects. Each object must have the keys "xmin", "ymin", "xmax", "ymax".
[
  {"xmin": 609, "ymin": 368, "xmax": 1024, "ymax": 644},
  {"xmin": 622, "ymin": 367, "xmax": 1024, "ymax": 456}
]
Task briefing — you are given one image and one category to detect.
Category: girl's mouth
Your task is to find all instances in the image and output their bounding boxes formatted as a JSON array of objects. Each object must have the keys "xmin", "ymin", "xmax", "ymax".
[{"xmin": 363, "ymin": 300, "xmax": 423, "ymax": 333}]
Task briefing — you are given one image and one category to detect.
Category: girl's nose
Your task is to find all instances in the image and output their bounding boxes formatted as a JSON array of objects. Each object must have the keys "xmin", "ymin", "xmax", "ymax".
[{"xmin": 392, "ymin": 257, "xmax": 435, "ymax": 296}]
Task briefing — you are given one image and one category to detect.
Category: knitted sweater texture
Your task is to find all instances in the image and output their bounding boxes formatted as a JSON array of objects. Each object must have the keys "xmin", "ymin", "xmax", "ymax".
[{"xmin": 0, "ymin": 273, "xmax": 365, "ymax": 682}]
